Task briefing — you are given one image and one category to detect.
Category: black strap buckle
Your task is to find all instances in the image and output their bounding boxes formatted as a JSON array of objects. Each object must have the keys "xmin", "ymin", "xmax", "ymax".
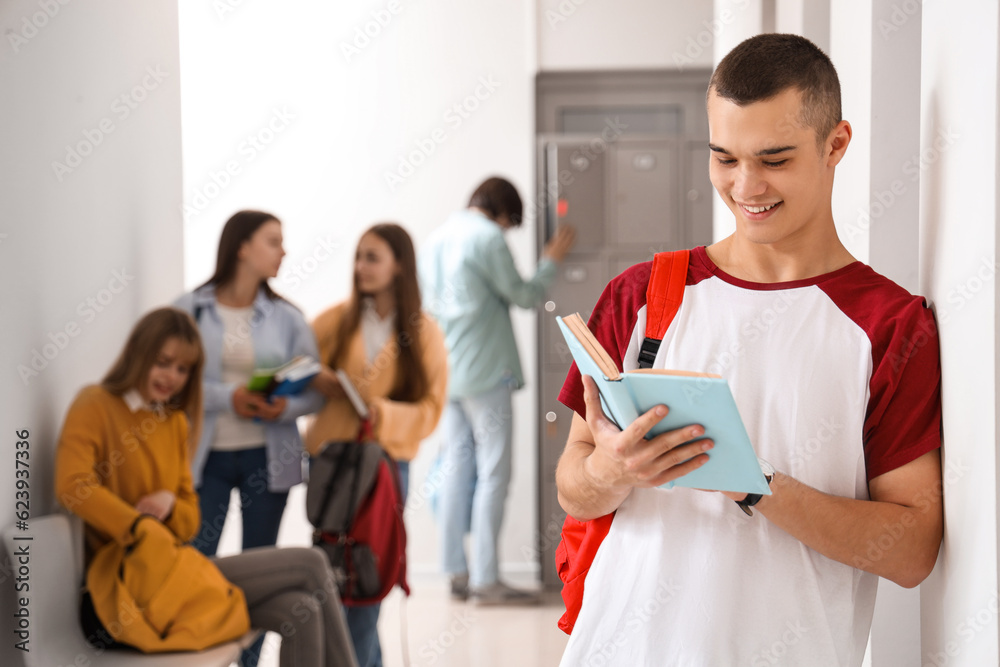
[{"xmin": 638, "ymin": 337, "xmax": 660, "ymax": 369}]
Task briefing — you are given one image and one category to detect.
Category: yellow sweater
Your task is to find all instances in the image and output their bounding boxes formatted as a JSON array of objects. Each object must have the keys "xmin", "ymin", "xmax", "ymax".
[
  {"xmin": 304, "ymin": 303, "xmax": 448, "ymax": 460},
  {"xmin": 55, "ymin": 385, "xmax": 201, "ymax": 562}
]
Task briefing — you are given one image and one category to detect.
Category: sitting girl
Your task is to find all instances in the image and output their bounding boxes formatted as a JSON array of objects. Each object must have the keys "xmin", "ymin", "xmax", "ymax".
[{"xmin": 55, "ymin": 307, "xmax": 358, "ymax": 667}]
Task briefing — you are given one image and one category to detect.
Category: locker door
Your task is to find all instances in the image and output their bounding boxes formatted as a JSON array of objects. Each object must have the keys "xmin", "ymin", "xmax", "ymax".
[
  {"xmin": 545, "ymin": 141, "xmax": 606, "ymax": 253},
  {"xmin": 612, "ymin": 139, "xmax": 681, "ymax": 249}
]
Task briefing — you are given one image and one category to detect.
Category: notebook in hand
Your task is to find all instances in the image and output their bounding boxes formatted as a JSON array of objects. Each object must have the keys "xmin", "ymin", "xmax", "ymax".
[
  {"xmin": 557, "ymin": 313, "xmax": 770, "ymax": 495},
  {"xmin": 335, "ymin": 369, "xmax": 370, "ymax": 421},
  {"xmin": 247, "ymin": 355, "xmax": 322, "ymax": 397}
]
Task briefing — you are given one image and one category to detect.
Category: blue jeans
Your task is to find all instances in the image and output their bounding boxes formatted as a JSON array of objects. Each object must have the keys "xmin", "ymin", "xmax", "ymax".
[
  {"xmin": 193, "ymin": 447, "xmax": 289, "ymax": 667},
  {"xmin": 438, "ymin": 381, "xmax": 513, "ymax": 588},
  {"xmin": 342, "ymin": 460, "xmax": 408, "ymax": 667}
]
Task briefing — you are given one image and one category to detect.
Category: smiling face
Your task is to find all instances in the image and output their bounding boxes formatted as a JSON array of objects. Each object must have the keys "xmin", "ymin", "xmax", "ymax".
[
  {"xmin": 355, "ymin": 232, "xmax": 399, "ymax": 296},
  {"xmin": 707, "ymin": 87, "xmax": 850, "ymax": 248},
  {"xmin": 238, "ymin": 219, "xmax": 285, "ymax": 280},
  {"xmin": 141, "ymin": 337, "xmax": 198, "ymax": 404}
]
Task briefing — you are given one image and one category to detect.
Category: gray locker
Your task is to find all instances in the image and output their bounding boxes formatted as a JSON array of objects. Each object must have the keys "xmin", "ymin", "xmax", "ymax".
[{"xmin": 534, "ymin": 70, "xmax": 713, "ymax": 590}]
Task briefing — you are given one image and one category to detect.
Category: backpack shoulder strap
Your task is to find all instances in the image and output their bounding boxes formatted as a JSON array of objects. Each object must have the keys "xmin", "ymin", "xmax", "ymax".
[{"xmin": 637, "ymin": 250, "xmax": 690, "ymax": 369}]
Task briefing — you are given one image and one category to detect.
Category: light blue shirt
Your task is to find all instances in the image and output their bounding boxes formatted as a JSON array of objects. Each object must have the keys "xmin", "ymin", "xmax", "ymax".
[
  {"xmin": 174, "ymin": 285, "xmax": 323, "ymax": 492},
  {"xmin": 419, "ymin": 209, "xmax": 557, "ymax": 399}
]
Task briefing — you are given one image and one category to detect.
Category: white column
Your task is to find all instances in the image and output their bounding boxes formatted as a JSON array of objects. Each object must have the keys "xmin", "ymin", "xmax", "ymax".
[
  {"xmin": 862, "ymin": 2, "xmax": 925, "ymax": 666},
  {"xmin": 918, "ymin": 1, "xmax": 1000, "ymax": 666}
]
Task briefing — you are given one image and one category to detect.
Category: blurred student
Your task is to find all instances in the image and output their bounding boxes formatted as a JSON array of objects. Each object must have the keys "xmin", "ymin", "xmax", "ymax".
[
  {"xmin": 55, "ymin": 307, "xmax": 358, "ymax": 667},
  {"xmin": 305, "ymin": 223, "xmax": 448, "ymax": 667},
  {"xmin": 419, "ymin": 176, "xmax": 575, "ymax": 604},
  {"xmin": 175, "ymin": 210, "xmax": 322, "ymax": 666}
]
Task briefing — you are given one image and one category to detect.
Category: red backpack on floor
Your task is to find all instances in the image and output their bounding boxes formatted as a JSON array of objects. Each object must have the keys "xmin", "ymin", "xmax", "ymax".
[{"xmin": 556, "ymin": 250, "xmax": 689, "ymax": 634}]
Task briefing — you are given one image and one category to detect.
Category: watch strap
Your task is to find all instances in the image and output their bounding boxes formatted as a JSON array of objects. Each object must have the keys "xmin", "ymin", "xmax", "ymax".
[{"xmin": 735, "ymin": 470, "xmax": 774, "ymax": 517}]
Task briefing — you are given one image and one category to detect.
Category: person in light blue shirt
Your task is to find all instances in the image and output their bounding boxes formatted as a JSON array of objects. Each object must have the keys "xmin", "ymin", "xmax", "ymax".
[{"xmin": 420, "ymin": 176, "xmax": 574, "ymax": 604}]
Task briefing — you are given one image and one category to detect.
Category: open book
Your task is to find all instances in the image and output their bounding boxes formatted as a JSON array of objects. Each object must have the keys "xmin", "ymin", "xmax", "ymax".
[
  {"xmin": 558, "ymin": 313, "xmax": 770, "ymax": 495},
  {"xmin": 246, "ymin": 355, "xmax": 322, "ymax": 397}
]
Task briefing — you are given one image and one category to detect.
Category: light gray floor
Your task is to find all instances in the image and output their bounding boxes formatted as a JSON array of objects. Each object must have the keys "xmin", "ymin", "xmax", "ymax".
[
  {"xmin": 252, "ymin": 574, "xmax": 569, "ymax": 667},
  {"xmin": 214, "ymin": 485, "xmax": 570, "ymax": 667}
]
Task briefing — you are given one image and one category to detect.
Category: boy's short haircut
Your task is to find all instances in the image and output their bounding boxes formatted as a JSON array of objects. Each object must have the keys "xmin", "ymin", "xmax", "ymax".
[
  {"xmin": 468, "ymin": 176, "xmax": 524, "ymax": 227},
  {"xmin": 709, "ymin": 33, "xmax": 842, "ymax": 146}
]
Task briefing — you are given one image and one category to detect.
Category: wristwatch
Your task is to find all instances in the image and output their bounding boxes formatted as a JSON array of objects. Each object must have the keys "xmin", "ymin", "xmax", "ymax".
[{"xmin": 736, "ymin": 458, "xmax": 775, "ymax": 517}]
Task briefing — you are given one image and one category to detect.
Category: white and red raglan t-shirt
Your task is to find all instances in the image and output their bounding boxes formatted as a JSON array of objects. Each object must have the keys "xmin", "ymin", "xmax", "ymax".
[{"xmin": 557, "ymin": 246, "xmax": 942, "ymax": 667}]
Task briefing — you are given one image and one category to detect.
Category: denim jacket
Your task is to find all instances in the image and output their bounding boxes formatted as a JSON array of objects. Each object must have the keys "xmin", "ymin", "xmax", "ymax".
[{"xmin": 174, "ymin": 285, "xmax": 323, "ymax": 491}]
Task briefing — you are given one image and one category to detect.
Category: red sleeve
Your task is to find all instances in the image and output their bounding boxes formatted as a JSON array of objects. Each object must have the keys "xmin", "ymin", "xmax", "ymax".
[
  {"xmin": 862, "ymin": 299, "xmax": 942, "ymax": 479},
  {"xmin": 820, "ymin": 266, "xmax": 943, "ymax": 480},
  {"xmin": 557, "ymin": 262, "xmax": 652, "ymax": 418}
]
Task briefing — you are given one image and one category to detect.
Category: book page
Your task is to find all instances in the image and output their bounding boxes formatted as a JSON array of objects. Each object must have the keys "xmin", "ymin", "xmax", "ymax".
[
  {"xmin": 628, "ymin": 368, "xmax": 721, "ymax": 379},
  {"xmin": 563, "ymin": 313, "xmax": 621, "ymax": 381}
]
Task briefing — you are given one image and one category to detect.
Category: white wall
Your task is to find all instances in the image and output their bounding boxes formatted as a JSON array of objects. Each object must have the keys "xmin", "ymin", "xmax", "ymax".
[
  {"xmin": 918, "ymin": 2, "xmax": 1000, "ymax": 665},
  {"xmin": 537, "ymin": 0, "xmax": 713, "ymax": 71},
  {"xmin": 0, "ymin": 1, "xmax": 184, "ymax": 665}
]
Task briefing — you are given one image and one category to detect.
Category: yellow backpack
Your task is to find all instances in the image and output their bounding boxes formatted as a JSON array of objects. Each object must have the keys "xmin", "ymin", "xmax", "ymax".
[{"xmin": 86, "ymin": 515, "xmax": 250, "ymax": 652}]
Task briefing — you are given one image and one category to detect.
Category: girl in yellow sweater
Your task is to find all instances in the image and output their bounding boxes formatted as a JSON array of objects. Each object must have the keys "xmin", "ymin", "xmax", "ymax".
[
  {"xmin": 306, "ymin": 223, "xmax": 448, "ymax": 667},
  {"xmin": 55, "ymin": 307, "xmax": 357, "ymax": 667}
]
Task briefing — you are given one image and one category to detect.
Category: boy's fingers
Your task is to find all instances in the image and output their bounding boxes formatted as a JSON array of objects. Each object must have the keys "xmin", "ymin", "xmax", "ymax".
[
  {"xmin": 582, "ymin": 374, "xmax": 669, "ymax": 442},
  {"xmin": 581, "ymin": 375, "xmax": 612, "ymax": 429}
]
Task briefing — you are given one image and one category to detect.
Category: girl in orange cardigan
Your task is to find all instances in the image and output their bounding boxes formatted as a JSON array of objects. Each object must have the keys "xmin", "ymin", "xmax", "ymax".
[{"xmin": 306, "ymin": 223, "xmax": 447, "ymax": 667}]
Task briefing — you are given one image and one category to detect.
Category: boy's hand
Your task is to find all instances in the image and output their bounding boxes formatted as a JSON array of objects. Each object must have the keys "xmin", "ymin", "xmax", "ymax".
[{"xmin": 580, "ymin": 374, "xmax": 714, "ymax": 492}]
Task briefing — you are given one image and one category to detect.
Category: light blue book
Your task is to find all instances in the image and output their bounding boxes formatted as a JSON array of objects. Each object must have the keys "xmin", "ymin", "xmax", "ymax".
[{"xmin": 557, "ymin": 314, "xmax": 770, "ymax": 496}]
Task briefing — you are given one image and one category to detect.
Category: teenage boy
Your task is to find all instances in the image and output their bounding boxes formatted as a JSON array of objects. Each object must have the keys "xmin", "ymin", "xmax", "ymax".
[{"xmin": 556, "ymin": 33, "xmax": 942, "ymax": 666}]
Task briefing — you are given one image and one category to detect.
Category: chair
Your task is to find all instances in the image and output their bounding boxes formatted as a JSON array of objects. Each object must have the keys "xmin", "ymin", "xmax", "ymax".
[{"xmin": 2, "ymin": 514, "xmax": 258, "ymax": 667}]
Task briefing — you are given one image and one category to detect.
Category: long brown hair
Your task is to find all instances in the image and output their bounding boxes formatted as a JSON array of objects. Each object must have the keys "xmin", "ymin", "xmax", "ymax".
[
  {"xmin": 102, "ymin": 308, "xmax": 205, "ymax": 451},
  {"xmin": 199, "ymin": 210, "xmax": 284, "ymax": 300},
  {"xmin": 328, "ymin": 223, "xmax": 429, "ymax": 402}
]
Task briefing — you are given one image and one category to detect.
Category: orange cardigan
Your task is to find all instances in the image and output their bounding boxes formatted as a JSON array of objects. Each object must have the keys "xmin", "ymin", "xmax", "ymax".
[{"xmin": 303, "ymin": 303, "xmax": 448, "ymax": 460}]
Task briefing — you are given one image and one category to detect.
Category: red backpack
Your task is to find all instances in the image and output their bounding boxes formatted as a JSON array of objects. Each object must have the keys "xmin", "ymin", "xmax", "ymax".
[
  {"xmin": 556, "ymin": 250, "xmax": 689, "ymax": 634},
  {"xmin": 306, "ymin": 441, "xmax": 410, "ymax": 605}
]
